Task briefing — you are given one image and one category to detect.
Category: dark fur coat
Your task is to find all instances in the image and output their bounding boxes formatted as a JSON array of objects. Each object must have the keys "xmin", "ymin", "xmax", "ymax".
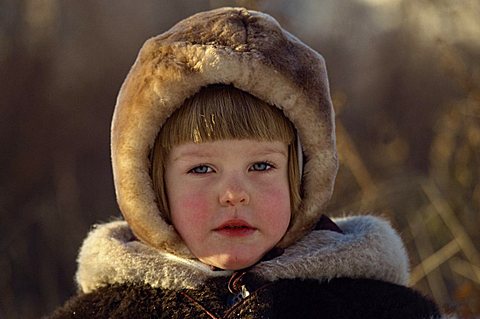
[{"xmin": 49, "ymin": 278, "xmax": 439, "ymax": 319}]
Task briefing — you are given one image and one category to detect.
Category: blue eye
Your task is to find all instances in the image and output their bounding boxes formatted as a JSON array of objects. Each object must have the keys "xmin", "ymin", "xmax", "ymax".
[
  {"xmin": 250, "ymin": 162, "xmax": 273, "ymax": 171},
  {"xmin": 189, "ymin": 165, "xmax": 213, "ymax": 174}
]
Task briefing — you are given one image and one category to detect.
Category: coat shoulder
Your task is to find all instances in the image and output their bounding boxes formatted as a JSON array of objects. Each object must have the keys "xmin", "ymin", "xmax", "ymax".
[
  {"xmin": 45, "ymin": 284, "xmax": 167, "ymax": 319},
  {"xmin": 268, "ymin": 277, "xmax": 440, "ymax": 319}
]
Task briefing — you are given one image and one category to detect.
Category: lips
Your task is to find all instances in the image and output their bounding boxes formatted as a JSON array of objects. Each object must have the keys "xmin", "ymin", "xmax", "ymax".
[{"xmin": 214, "ymin": 220, "xmax": 256, "ymax": 237}]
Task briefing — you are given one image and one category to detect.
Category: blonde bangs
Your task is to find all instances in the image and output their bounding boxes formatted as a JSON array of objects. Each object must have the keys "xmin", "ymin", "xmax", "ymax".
[{"xmin": 159, "ymin": 85, "xmax": 295, "ymax": 150}]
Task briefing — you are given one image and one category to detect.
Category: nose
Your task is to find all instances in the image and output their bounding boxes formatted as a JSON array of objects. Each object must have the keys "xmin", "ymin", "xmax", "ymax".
[{"xmin": 219, "ymin": 182, "xmax": 250, "ymax": 207}]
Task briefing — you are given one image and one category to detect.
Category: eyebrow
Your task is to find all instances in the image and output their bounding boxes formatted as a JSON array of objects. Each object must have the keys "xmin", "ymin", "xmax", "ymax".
[
  {"xmin": 172, "ymin": 150, "xmax": 215, "ymax": 161},
  {"xmin": 253, "ymin": 147, "xmax": 288, "ymax": 157}
]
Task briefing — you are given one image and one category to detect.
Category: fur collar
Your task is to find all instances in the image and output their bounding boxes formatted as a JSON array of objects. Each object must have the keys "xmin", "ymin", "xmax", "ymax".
[{"xmin": 76, "ymin": 215, "xmax": 409, "ymax": 293}]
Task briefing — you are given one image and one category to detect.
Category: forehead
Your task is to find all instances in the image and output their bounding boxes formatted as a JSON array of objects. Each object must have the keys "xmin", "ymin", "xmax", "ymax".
[{"xmin": 169, "ymin": 139, "xmax": 288, "ymax": 161}]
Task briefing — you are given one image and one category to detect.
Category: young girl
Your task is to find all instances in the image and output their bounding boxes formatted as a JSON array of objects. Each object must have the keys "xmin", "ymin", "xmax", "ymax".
[{"xmin": 48, "ymin": 7, "xmax": 442, "ymax": 318}]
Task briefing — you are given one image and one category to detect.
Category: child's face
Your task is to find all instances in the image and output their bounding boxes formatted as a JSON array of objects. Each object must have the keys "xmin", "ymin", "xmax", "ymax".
[{"xmin": 165, "ymin": 139, "xmax": 291, "ymax": 270}]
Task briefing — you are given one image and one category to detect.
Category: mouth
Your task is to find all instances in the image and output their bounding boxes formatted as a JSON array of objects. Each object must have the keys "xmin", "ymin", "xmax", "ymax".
[{"xmin": 214, "ymin": 220, "xmax": 256, "ymax": 237}]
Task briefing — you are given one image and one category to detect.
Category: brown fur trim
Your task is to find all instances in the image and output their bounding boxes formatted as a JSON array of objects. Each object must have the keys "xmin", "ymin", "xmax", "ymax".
[{"xmin": 111, "ymin": 7, "xmax": 337, "ymax": 254}]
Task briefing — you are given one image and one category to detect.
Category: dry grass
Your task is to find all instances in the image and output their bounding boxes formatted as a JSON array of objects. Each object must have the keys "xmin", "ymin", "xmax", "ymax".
[{"xmin": 329, "ymin": 48, "xmax": 480, "ymax": 314}]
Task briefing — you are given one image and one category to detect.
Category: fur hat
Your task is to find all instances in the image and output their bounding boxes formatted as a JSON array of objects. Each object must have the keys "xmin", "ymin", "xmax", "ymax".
[{"xmin": 111, "ymin": 7, "xmax": 338, "ymax": 256}]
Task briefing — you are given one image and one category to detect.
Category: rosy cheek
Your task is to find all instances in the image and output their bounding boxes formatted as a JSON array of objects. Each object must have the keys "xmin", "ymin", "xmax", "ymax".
[
  {"xmin": 177, "ymin": 192, "xmax": 210, "ymax": 219},
  {"xmin": 171, "ymin": 191, "xmax": 211, "ymax": 242},
  {"xmin": 259, "ymin": 183, "xmax": 291, "ymax": 220},
  {"xmin": 260, "ymin": 181, "xmax": 290, "ymax": 202}
]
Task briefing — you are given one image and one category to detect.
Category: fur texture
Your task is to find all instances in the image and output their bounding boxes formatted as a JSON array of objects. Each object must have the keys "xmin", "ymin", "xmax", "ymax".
[
  {"xmin": 110, "ymin": 7, "xmax": 337, "ymax": 254},
  {"xmin": 76, "ymin": 216, "xmax": 408, "ymax": 294},
  {"xmin": 48, "ymin": 279, "xmax": 443, "ymax": 319}
]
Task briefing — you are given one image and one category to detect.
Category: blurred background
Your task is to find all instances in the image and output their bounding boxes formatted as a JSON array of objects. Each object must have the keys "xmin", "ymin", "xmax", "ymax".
[{"xmin": 1, "ymin": 0, "xmax": 479, "ymax": 318}]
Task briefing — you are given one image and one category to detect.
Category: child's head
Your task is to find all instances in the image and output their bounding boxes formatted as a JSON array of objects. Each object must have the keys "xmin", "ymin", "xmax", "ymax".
[
  {"xmin": 151, "ymin": 85, "xmax": 300, "ymax": 269},
  {"xmin": 110, "ymin": 7, "xmax": 337, "ymax": 269}
]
